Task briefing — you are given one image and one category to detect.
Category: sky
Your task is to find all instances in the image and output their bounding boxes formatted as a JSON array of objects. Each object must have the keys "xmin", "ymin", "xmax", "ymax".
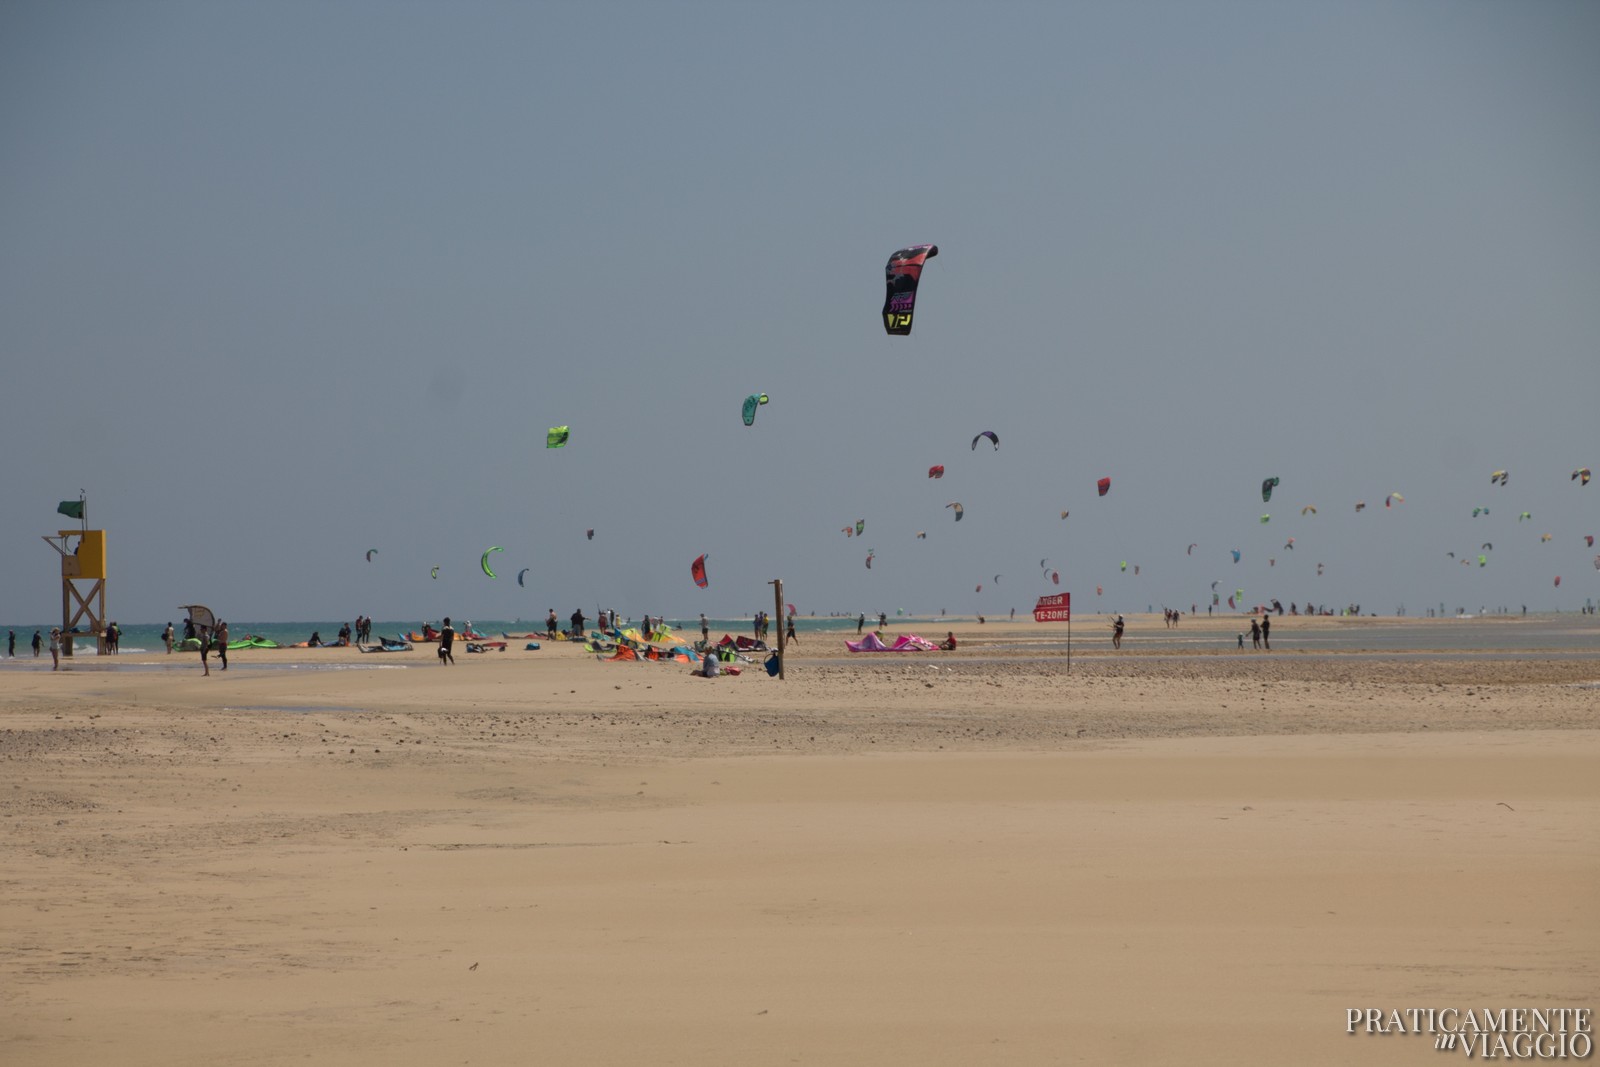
[{"xmin": 3, "ymin": 0, "xmax": 1598, "ymax": 625}]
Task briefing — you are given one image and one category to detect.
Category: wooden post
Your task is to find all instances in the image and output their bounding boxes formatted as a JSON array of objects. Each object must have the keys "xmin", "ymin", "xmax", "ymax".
[{"xmin": 770, "ymin": 578, "xmax": 785, "ymax": 680}]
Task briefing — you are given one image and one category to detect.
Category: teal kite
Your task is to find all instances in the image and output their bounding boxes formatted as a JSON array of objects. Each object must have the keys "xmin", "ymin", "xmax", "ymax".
[{"xmin": 741, "ymin": 393, "xmax": 769, "ymax": 426}]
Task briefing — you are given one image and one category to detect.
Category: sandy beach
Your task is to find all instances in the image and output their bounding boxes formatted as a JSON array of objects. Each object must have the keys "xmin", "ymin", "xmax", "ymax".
[{"xmin": 3, "ymin": 615, "xmax": 1596, "ymax": 1065}]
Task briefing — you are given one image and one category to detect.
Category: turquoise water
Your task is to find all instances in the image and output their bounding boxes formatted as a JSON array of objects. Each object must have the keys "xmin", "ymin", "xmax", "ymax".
[{"xmin": 0, "ymin": 615, "xmax": 886, "ymax": 656}]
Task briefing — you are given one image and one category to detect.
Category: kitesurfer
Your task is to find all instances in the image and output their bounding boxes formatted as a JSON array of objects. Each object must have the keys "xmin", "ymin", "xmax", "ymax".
[
  {"xmin": 1112, "ymin": 615, "xmax": 1124, "ymax": 650},
  {"xmin": 215, "ymin": 621, "xmax": 229, "ymax": 671}
]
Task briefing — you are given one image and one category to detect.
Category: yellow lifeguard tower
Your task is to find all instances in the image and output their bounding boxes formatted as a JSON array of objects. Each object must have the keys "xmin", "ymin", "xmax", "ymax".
[{"xmin": 43, "ymin": 503, "xmax": 106, "ymax": 656}]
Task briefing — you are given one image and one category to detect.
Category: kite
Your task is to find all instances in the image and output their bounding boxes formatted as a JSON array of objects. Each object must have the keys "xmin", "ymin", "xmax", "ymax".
[
  {"xmin": 1518, "ymin": 512, "xmax": 1532, "ymax": 522},
  {"xmin": 1060, "ymin": 511, "xmax": 1070, "ymax": 520},
  {"xmin": 1316, "ymin": 563, "xmax": 1325, "ymax": 576},
  {"xmin": 993, "ymin": 574, "xmax": 1002, "ymax": 585},
  {"xmin": 179, "ymin": 604, "xmax": 215, "ymax": 634},
  {"xmin": 546, "ymin": 426, "xmax": 570, "ymax": 449},
  {"xmin": 365, "ymin": 549, "xmax": 378, "ymax": 562},
  {"xmin": 1573, "ymin": 467, "xmax": 1591, "ymax": 486},
  {"xmin": 856, "ymin": 519, "xmax": 865, "ymax": 536},
  {"xmin": 1133, "ymin": 565, "xmax": 1140, "ymax": 576},
  {"xmin": 946, "ymin": 502, "xmax": 964, "ymax": 521},
  {"xmin": 481, "ymin": 546, "xmax": 503, "ymax": 578},
  {"xmin": 741, "ymin": 393, "xmax": 769, "ymax": 426},
  {"xmin": 1231, "ymin": 550, "xmax": 1241, "ymax": 563},
  {"xmin": 691, "ymin": 554, "xmax": 709, "ymax": 589},
  {"xmin": 1540, "ymin": 533, "xmax": 1553, "ymax": 543},
  {"xmin": 430, "ymin": 566, "xmax": 439, "ymax": 580},
  {"xmin": 1472, "ymin": 507, "xmax": 1489, "ymax": 518},
  {"xmin": 586, "ymin": 529, "xmax": 595, "ymax": 540},
  {"xmin": 928, "ymin": 465, "xmax": 945, "ymax": 479},
  {"xmin": 1284, "ymin": 538, "xmax": 1295, "ymax": 550},
  {"xmin": 1300, "ymin": 505, "xmax": 1317, "ymax": 516},
  {"xmin": 1483, "ymin": 542, "xmax": 1494, "ymax": 551},
  {"xmin": 842, "ymin": 526, "xmax": 854, "ymax": 537},
  {"xmin": 1355, "ymin": 501, "xmax": 1366, "ymax": 512},
  {"xmin": 1554, "ymin": 576, "xmax": 1561, "ymax": 587},
  {"xmin": 1096, "ymin": 585, "xmax": 1102, "ymax": 596},
  {"xmin": 1212, "ymin": 581, "xmax": 1220, "ymax": 591},
  {"xmin": 916, "ymin": 531, "xmax": 926, "ymax": 539},
  {"xmin": 517, "ymin": 567, "xmax": 529, "ymax": 588},
  {"xmin": 1386, "ymin": 493, "xmax": 1404, "ymax": 508},
  {"xmin": 975, "ymin": 584, "xmax": 982, "ymax": 593},
  {"xmin": 971, "ymin": 431, "xmax": 999, "ymax": 451},
  {"xmin": 1586, "ymin": 536, "xmax": 1595, "ymax": 548},
  {"xmin": 1051, "ymin": 571, "xmax": 1060, "ymax": 585},
  {"xmin": 866, "ymin": 551, "xmax": 874, "ymax": 569},
  {"xmin": 883, "ymin": 244, "xmax": 939, "ymax": 335},
  {"xmin": 1260, "ymin": 514, "xmax": 1271, "ymax": 524},
  {"xmin": 1261, "ymin": 476, "xmax": 1280, "ymax": 502},
  {"xmin": 1491, "ymin": 470, "xmax": 1509, "ymax": 485},
  {"xmin": 1097, "ymin": 477, "xmax": 1111, "ymax": 497},
  {"xmin": 1120, "ymin": 561, "xmax": 1127, "ymax": 572},
  {"xmin": 1040, "ymin": 558, "xmax": 1051, "ymax": 574},
  {"xmin": 1187, "ymin": 543, "xmax": 1197, "ymax": 555}
]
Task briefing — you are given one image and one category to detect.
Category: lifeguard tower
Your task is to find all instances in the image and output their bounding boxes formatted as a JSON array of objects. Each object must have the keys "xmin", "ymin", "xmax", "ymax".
[{"xmin": 43, "ymin": 499, "xmax": 106, "ymax": 657}]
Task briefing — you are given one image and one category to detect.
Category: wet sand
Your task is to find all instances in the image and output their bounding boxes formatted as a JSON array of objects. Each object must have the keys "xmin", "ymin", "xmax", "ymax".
[{"xmin": 2, "ymin": 615, "xmax": 1596, "ymax": 1064}]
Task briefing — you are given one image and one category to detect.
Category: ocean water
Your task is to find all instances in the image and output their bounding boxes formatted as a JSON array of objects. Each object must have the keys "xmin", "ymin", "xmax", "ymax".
[{"xmin": 0, "ymin": 614, "xmax": 883, "ymax": 656}]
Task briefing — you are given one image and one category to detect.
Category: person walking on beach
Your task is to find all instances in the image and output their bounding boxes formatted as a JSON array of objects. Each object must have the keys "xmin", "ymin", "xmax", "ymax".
[
  {"xmin": 32, "ymin": 630, "xmax": 42, "ymax": 657},
  {"xmin": 785, "ymin": 617, "xmax": 798, "ymax": 644},
  {"xmin": 1249, "ymin": 618, "xmax": 1261, "ymax": 649},
  {"xmin": 700, "ymin": 613, "xmax": 709, "ymax": 645},
  {"xmin": 438, "ymin": 617, "xmax": 455, "ymax": 665},
  {"xmin": 1111, "ymin": 614, "xmax": 1124, "ymax": 650},
  {"xmin": 215, "ymin": 621, "xmax": 229, "ymax": 670},
  {"xmin": 49, "ymin": 628, "xmax": 61, "ymax": 670},
  {"xmin": 7, "ymin": 630, "xmax": 13, "ymax": 658},
  {"xmin": 857, "ymin": 613, "xmax": 865, "ymax": 635},
  {"xmin": 163, "ymin": 622, "xmax": 174, "ymax": 654},
  {"xmin": 1260, "ymin": 613, "xmax": 1271, "ymax": 651},
  {"xmin": 199, "ymin": 625, "xmax": 212, "ymax": 676}
]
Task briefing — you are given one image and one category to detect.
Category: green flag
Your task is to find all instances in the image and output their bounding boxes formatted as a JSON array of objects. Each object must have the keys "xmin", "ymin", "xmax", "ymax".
[{"xmin": 57, "ymin": 500, "xmax": 85, "ymax": 520}]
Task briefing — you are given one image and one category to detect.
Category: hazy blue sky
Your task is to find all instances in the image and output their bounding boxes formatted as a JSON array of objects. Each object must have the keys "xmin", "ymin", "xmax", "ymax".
[{"xmin": 3, "ymin": 1, "xmax": 1597, "ymax": 624}]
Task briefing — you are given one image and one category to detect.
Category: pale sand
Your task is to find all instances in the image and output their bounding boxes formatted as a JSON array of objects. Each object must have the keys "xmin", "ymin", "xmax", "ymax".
[{"xmin": 2, "ymin": 616, "xmax": 1596, "ymax": 1065}]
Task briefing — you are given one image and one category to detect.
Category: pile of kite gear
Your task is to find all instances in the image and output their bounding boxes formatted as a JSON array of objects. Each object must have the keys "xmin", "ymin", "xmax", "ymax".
[
  {"xmin": 358, "ymin": 636, "xmax": 413, "ymax": 653},
  {"xmin": 589, "ymin": 625, "xmax": 703, "ymax": 665},
  {"xmin": 845, "ymin": 633, "xmax": 939, "ymax": 652}
]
